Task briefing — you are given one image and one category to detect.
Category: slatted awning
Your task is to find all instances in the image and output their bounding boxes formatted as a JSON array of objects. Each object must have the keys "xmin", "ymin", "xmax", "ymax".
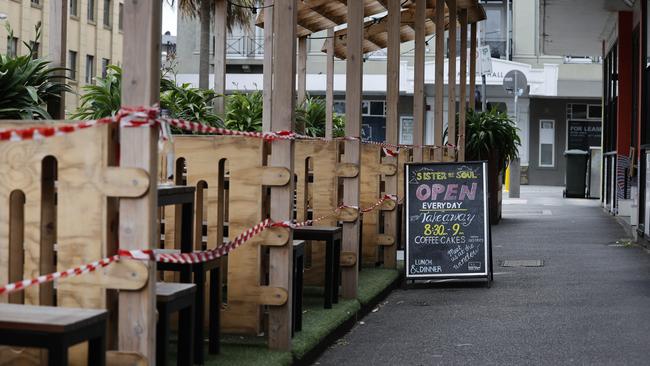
[
  {"xmin": 255, "ymin": 0, "xmax": 433, "ymax": 38},
  {"xmin": 327, "ymin": 0, "xmax": 486, "ymax": 59},
  {"xmin": 325, "ymin": 6, "xmax": 449, "ymax": 60},
  {"xmin": 255, "ymin": 0, "xmax": 485, "ymax": 59}
]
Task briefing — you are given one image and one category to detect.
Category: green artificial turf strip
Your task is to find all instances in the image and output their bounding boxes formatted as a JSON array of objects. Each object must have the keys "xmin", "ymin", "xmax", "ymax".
[
  {"xmin": 292, "ymin": 296, "xmax": 360, "ymax": 360},
  {"xmin": 203, "ymin": 344, "xmax": 292, "ymax": 366},
  {"xmin": 357, "ymin": 267, "xmax": 400, "ymax": 306}
]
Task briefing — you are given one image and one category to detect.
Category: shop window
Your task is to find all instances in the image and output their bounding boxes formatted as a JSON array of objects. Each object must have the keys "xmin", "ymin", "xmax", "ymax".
[
  {"xmin": 361, "ymin": 101, "xmax": 370, "ymax": 115},
  {"xmin": 333, "ymin": 101, "xmax": 345, "ymax": 114},
  {"xmin": 400, "ymin": 116, "xmax": 414, "ymax": 145},
  {"xmin": 587, "ymin": 105, "xmax": 602, "ymax": 119},
  {"xmin": 539, "ymin": 120, "xmax": 555, "ymax": 167}
]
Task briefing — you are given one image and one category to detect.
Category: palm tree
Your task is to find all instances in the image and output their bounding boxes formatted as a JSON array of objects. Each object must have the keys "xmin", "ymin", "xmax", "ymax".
[{"xmin": 175, "ymin": 0, "xmax": 254, "ymax": 89}]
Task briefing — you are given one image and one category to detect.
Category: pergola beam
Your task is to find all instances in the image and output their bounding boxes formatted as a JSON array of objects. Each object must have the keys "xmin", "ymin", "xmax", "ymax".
[
  {"xmin": 447, "ymin": 0, "xmax": 457, "ymax": 160},
  {"xmin": 434, "ymin": 0, "xmax": 445, "ymax": 160},
  {"xmin": 268, "ymin": 0, "xmax": 296, "ymax": 351},
  {"xmin": 384, "ymin": 0, "xmax": 400, "ymax": 268},
  {"xmin": 458, "ymin": 8, "xmax": 468, "ymax": 161},
  {"xmin": 118, "ymin": 0, "xmax": 160, "ymax": 361},
  {"xmin": 413, "ymin": 0, "xmax": 426, "ymax": 162},
  {"xmin": 325, "ymin": 27, "xmax": 335, "ymax": 139},
  {"xmin": 262, "ymin": 0, "xmax": 274, "ymax": 132},
  {"xmin": 213, "ymin": 0, "xmax": 227, "ymax": 115},
  {"xmin": 342, "ymin": 0, "xmax": 363, "ymax": 300}
]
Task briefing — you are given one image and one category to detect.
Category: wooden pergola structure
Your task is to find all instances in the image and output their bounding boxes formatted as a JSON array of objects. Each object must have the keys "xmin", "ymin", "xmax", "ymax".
[
  {"xmin": 0, "ymin": 1, "xmax": 486, "ymax": 363},
  {"xmin": 253, "ymin": 0, "xmax": 486, "ymax": 315}
]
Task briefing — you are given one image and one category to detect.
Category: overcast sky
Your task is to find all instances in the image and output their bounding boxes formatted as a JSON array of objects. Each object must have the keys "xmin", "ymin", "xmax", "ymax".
[{"xmin": 163, "ymin": 2, "xmax": 177, "ymax": 36}]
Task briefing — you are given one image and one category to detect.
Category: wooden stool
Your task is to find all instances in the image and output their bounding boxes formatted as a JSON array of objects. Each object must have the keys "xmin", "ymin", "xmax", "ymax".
[
  {"xmin": 292, "ymin": 240, "xmax": 305, "ymax": 335},
  {"xmin": 157, "ymin": 251, "xmax": 221, "ymax": 364},
  {"xmin": 0, "ymin": 303, "xmax": 107, "ymax": 365},
  {"xmin": 156, "ymin": 282, "xmax": 196, "ymax": 366},
  {"xmin": 294, "ymin": 226, "xmax": 342, "ymax": 308}
]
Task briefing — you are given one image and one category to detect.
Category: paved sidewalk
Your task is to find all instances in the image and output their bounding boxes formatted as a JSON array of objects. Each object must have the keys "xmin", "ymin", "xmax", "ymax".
[{"xmin": 317, "ymin": 186, "xmax": 650, "ymax": 365}]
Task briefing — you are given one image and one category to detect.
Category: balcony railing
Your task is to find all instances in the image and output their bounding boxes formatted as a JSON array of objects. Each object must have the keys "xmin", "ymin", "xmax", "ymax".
[{"xmin": 226, "ymin": 36, "xmax": 264, "ymax": 58}]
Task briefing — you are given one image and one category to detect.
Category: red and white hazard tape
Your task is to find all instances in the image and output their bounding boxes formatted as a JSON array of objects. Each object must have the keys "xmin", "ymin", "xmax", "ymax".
[
  {"xmin": 150, "ymin": 218, "xmax": 273, "ymax": 264},
  {"xmin": 0, "ymin": 107, "xmax": 456, "ymax": 153},
  {"xmin": 0, "ymin": 194, "xmax": 400, "ymax": 294},
  {"xmin": 0, "ymin": 255, "xmax": 120, "ymax": 296},
  {"xmin": 361, "ymin": 194, "xmax": 397, "ymax": 213}
]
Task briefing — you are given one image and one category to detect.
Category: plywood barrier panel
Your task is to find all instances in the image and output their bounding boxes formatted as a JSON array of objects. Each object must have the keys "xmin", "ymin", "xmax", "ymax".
[
  {"xmin": 295, "ymin": 140, "xmax": 339, "ymax": 285},
  {"xmin": 360, "ymin": 144, "xmax": 383, "ymax": 265},
  {"xmin": 175, "ymin": 135, "xmax": 267, "ymax": 335},
  {"xmin": 0, "ymin": 124, "xmax": 112, "ymax": 364}
]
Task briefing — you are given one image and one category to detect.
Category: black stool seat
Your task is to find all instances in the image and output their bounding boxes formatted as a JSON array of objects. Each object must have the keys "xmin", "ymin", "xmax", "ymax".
[
  {"xmin": 156, "ymin": 282, "xmax": 196, "ymax": 366},
  {"xmin": 0, "ymin": 303, "xmax": 107, "ymax": 365},
  {"xmin": 294, "ymin": 226, "xmax": 342, "ymax": 308}
]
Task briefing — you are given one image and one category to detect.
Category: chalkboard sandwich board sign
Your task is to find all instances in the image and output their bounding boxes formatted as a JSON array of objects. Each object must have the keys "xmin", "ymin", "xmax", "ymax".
[{"xmin": 405, "ymin": 162, "xmax": 492, "ymax": 280}]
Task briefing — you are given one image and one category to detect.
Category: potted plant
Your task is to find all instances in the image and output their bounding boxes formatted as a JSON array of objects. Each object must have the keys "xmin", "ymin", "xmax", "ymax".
[
  {"xmin": 463, "ymin": 107, "xmax": 521, "ymax": 224},
  {"xmin": 0, "ymin": 23, "xmax": 71, "ymax": 120}
]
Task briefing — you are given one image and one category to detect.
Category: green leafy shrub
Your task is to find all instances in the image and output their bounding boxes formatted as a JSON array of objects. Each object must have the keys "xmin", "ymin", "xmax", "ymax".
[
  {"xmin": 70, "ymin": 65, "xmax": 122, "ymax": 119},
  {"xmin": 72, "ymin": 65, "xmax": 223, "ymax": 129},
  {"xmin": 159, "ymin": 80, "xmax": 222, "ymax": 127},
  {"xmin": 296, "ymin": 96, "xmax": 326, "ymax": 137},
  {"xmin": 463, "ymin": 107, "xmax": 521, "ymax": 166},
  {"xmin": 0, "ymin": 23, "xmax": 71, "ymax": 119},
  {"xmin": 295, "ymin": 95, "xmax": 346, "ymax": 138},
  {"xmin": 223, "ymin": 90, "xmax": 263, "ymax": 132}
]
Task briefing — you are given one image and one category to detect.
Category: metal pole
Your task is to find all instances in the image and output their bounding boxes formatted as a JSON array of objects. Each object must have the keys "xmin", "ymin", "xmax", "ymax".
[
  {"xmin": 480, "ymin": 5, "xmax": 487, "ymax": 111},
  {"xmin": 482, "ymin": 75, "xmax": 487, "ymax": 111},
  {"xmin": 510, "ymin": 74, "xmax": 521, "ymax": 198},
  {"xmin": 506, "ymin": 0, "xmax": 510, "ymax": 61}
]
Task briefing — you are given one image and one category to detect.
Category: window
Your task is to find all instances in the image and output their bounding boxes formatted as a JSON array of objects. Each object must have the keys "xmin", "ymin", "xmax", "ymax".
[
  {"xmin": 6, "ymin": 36, "xmax": 18, "ymax": 57},
  {"xmin": 103, "ymin": 0, "xmax": 111, "ymax": 27},
  {"xmin": 539, "ymin": 120, "xmax": 555, "ymax": 167},
  {"xmin": 68, "ymin": 50, "xmax": 78, "ymax": 80},
  {"xmin": 31, "ymin": 0, "xmax": 40, "ymax": 6},
  {"xmin": 118, "ymin": 3, "xmax": 123, "ymax": 30},
  {"xmin": 370, "ymin": 101, "xmax": 385, "ymax": 116},
  {"xmin": 101, "ymin": 58, "xmax": 110, "ymax": 78},
  {"xmin": 29, "ymin": 41, "xmax": 40, "ymax": 59},
  {"xmin": 88, "ymin": 0, "xmax": 96, "ymax": 22},
  {"xmin": 361, "ymin": 101, "xmax": 370, "ymax": 115},
  {"xmin": 333, "ymin": 101, "xmax": 345, "ymax": 114},
  {"xmin": 400, "ymin": 116, "xmax": 414, "ymax": 145},
  {"xmin": 85, "ymin": 54, "xmax": 95, "ymax": 84},
  {"xmin": 361, "ymin": 100, "xmax": 386, "ymax": 116},
  {"xmin": 70, "ymin": 0, "xmax": 78, "ymax": 16},
  {"xmin": 588, "ymin": 105, "xmax": 602, "ymax": 119}
]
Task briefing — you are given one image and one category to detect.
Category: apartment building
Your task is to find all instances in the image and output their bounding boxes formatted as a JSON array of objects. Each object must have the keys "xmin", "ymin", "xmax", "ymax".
[{"xmin": 0, "ymin": 0, "xmax": 124, "ymax": 113}]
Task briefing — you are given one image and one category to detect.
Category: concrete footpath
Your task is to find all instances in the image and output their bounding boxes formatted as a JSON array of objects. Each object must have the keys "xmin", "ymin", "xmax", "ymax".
[{"xmin": 317, "ymin": 186, "xmax": 650, "ymax": 365}]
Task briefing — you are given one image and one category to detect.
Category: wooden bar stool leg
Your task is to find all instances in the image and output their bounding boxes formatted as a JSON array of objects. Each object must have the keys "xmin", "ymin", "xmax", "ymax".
[
  {"xmin": 156, "ymin": 304, "xmax": 170, "ymax": 366},
  {"xmin": 333, "ymin": 237, "xmax": 341, "ymax": 303},
  {"xmin": 208, "ymin": 267, "xmax": 220, "ymax": 354},
  {"xmin": 48, "ymin": 341, "xmax": 68, "ymax": 366},
  {"xmin": 194, "ymin": 269, "xmax": 206, "ymax": 364},
  {"xmin": 88, "ymin": 334, "xmax": 107, "ymax": 366},
  {"xmin": 296, "ymin": 251, "xmax": 304, "ymax": 331},
  {"xmin": 324, "ymin": 241, "xmax": 334, "ymax": 309},
  {"xmin": 178, "ymin": 302, "xmax": 194, "ymax": 366}
]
